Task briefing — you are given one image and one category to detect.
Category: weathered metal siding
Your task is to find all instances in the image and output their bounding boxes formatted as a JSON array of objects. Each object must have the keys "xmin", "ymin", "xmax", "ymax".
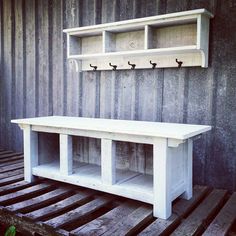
[{"xmin": 0, "ymin": 0, "xmax": 236, "ymax": 191}]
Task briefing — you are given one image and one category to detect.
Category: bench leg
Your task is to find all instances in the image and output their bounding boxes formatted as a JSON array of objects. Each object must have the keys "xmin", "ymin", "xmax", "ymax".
[
  {"xmin": 23, "ymin": 126, "xmax": 38, "ymax": 182},
  {"xmin": 153, "ymin": 138, "xmax": 172, "ymax": 219},
  {"xmin": 181, "ymin": 139, "xmax": 193, "ymax": 200}
]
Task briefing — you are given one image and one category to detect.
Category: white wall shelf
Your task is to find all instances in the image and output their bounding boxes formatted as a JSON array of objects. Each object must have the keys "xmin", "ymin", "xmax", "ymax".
[{"xmin": 63, "ymin": 9, "xmax": 213, "ymax": 71}]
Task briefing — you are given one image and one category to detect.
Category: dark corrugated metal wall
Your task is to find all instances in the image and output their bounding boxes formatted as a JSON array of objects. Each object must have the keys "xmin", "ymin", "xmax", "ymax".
[{"xmin": 0, "ymin": 0, "xmax": 236, "ymax": 191}]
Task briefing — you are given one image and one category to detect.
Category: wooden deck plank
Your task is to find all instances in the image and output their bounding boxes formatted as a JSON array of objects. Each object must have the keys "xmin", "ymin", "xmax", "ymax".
[
  {"xmin": 0, "ymin": 162, "xmax": 24, "ymax": 173},
  {"xmin": 6, "ymin": 187, "xmax": 72, "ymax": 213},
  {"xmin": 0, "ymin": 150, "xmax": 13, "ymax": 155},
  {"xmin": 171, "ymin": 189, "xmax": 227, "ymax": 236},
  {"xmin": 0, "ymin": 168, "xmax": 24, "ymax": 179},
  {"xmin": 138, "ymin": 185, "xmax": 209, "ymax": 236},
  {"xmin": 0, "ymin": 180, "xmax": 34, "ymax": 195},
  {"xmin": 0, "ymin": 150, "xmax": 234, "ymax": 236},
  {"xmin": 71, "ymin": 201, "xmax": 140, "ymax": 236},
  {"xmin": 0, "ymin": 182, "xmax": 54, "ymax": 205},
  {"xmin": 0, "ymin": 155, "xmax": 23, "ymax": 164},
  {"xmin": 44, "ymin": 195, "xmax": 114, "ymax": 228},
  {"xmin": 0, "ymin": 206, "xmax": 70, "ymax": 236},
  {"xmin": 0, "ymin": 173, "xmax": 24, "ymax": 187},
  {"xmin": 24, "ymin": 190, "xmax": 95, "ymax": 221},
  {"xmin": 173, "ymin": 185, "xmax": 210, "ymax": 217},
  {"xmin": 203, "ymin": 192, "xmax": 236, "ymax": 236},
  {"xmin": 0, "ymin": 152, "xmax": 23, "ymax": 159},
  {"xmin": 0, "ymin": 159, "xmax": 23, "ymax": 168},
  {"xmin": 102, "ymin": 204, "xmax": 153, "ymax": 236}
]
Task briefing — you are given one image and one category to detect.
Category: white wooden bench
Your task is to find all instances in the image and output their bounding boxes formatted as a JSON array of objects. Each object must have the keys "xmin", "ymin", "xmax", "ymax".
[{"xmin": 11, "ymin": 116, "xmax": 211, "ymax": 219}]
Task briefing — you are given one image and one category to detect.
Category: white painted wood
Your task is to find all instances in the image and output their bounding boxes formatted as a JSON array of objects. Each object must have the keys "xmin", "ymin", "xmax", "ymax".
[
  {"xmin": 181, "ymin": 139, "xmax": 193, "ymax": 200},
  {"xmin": 153, "ymin": 138, "xmax": 172, "ymax": 219},
  {"xmin": 101, "ymin": 139, "xmax": 116, "ymax": 185},
  {"xmin": 63, "ymin": 9, "xmax": 213, "ymax": 70},
  {"xmin": 63, "ymin": 9, "xmax": 213, "ymax": 34},
  {"xmin": 103, "ymin": 31, "xmax": 114, "ymax": 53},
  {"xmin": 80, "ymin": 52, "xmax": 202, "ymax": 71},
  {"xmin": 12, "ymin": 116, "xmax": 211, "ymax": 219},
  {"xmin": 23, "ymin": 125, "xmax": 38, "ymax": 182},
  {"xmin": 68, "ymin": 45, "xmax": 198, "ymax": 59},
  {"xmin": 144, "ymin": 25, "xmax": 152, "ymax": 50},
  {"xmin": 11, "ymin": 116, "xmax": 211, "ymax": 140},
  {"xmin": 169, "ymin": 143, "xmax": 185, "ymax": 192},
  {"xmin": 197, "ymin": 14, "xmax": 210, "ymax": 67},
  {"xmin": 152, "ymin": 24, "xmax": 197, "ymax": 49},
  {"xmin": 60, "ymin": 134, "xmax": 73, "ymax": 175},
  {"xmin": 31, "ymin": 125, "xmax": 155, "ymax": 145},
  {"xmin": 168, "ymin": 138, "xmax": 186, "ymax": 147}
]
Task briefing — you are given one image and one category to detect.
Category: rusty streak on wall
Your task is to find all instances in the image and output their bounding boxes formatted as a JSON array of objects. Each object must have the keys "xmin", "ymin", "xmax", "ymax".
[{"xmin": 0, "ymin": 0, "xmax": 236, "ymax": 191}]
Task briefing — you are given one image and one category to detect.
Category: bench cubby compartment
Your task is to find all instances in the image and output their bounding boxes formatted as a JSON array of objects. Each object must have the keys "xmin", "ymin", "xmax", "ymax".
[
  {"xmin": 71, "ymin": 136, "xmax": 101, "ymax": 181},
  {"xmin": 38, "ymin": 132, "xmax": 59, "ymax": 168}
]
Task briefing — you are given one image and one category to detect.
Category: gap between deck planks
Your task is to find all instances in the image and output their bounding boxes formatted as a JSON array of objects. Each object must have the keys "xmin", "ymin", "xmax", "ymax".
[{"xmin": 0, "ymin": 150, "xmax": 235, "ymax": 236}]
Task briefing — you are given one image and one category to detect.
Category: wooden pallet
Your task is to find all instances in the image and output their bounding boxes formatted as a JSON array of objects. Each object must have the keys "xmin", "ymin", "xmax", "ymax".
[{"xmin": 0, "ymin": 149, "xmax": 235, "ymax": 236}]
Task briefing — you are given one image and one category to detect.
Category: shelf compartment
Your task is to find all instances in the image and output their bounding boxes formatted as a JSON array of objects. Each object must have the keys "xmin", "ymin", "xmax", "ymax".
[
  {"xmin": 146, "ymin": 24, "xmax": 197, "ymax": 49},
  {"xmin": 68, "ymin": 34, "xmax": 103, "ymax": 57},
  {"xmin": 104, "ymin": 29, "xmax": 145, "ymax": 53}
]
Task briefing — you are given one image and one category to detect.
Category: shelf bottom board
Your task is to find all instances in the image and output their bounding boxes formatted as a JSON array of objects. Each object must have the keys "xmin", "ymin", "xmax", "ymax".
[{"xmin": 32, "ymin": 161, "xmax": 154, "ymax": 204}]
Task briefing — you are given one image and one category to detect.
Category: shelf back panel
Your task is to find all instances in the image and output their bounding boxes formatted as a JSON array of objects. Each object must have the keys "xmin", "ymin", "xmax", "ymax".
[
  {"xmin": 106, "ymin": 30, "xmax": 144, "ymax": 52},
  {"xmin": 151, "ymin": 24, "xmax": 197, "ymax": 49}
]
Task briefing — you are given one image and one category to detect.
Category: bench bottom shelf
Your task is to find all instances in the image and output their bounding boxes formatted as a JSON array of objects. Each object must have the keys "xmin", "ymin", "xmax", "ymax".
[{"xmin": 32, "ymin": 161, "xmax": 154, "ymax": 204}]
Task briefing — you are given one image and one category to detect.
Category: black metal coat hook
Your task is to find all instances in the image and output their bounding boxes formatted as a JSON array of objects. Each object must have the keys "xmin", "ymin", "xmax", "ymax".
[
  {"xmin": 175, "ymin": 59, "xmax": 183, "ymax": 68},
  {"xmin": 109, "ymin": 63, "xmax": 117, "ymax": 71},
  {"xmin": 128, "ymin": 61, "xmax": 136, "ymax": 70},
  {"xmin": 150, "ymin": 60, "xmax": 157, "ymax": 69},
  {"xmin": 90, "ymin": 64, "xmax": 97, "ymax": 71}
]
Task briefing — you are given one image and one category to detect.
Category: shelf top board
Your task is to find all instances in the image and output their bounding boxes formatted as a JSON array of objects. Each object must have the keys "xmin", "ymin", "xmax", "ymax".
[
  {"xmin": 63, "ymin": 8, "xmax": 213, "ymax": 36},
  {"xmin": 12, "ymin": 116, "xmax": 211, "ymax": 140}
]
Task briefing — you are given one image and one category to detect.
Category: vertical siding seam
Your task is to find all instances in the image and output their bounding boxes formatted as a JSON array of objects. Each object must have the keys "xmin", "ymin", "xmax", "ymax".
[
  {"xmin": 35, "ymin": 0, "xmax": 39, "ymax": 117},
  {"xmin": 0, "ymin": 0, "xmax": 3, "ymax": 146},
  {"xmin": 22, "ymin": 0, "xmax": 26, "ymax": 118},
  {"xmin": 11, "ymin": 0, "xmax": 16, "ymax": 150},
  {"xmin": 78, "ymin": 0, "xmax": 83, "ymax": 117},
  {"xmin": 48, "ymin": 0, "xmax": 53, "ymax": 116},
  {"xmin": 62, "ymin": 0, "xmax": 67, "ymax": 115},
  {"xmin": 160, "ymin": 69, "xmax": 164, "ymax": 122}
]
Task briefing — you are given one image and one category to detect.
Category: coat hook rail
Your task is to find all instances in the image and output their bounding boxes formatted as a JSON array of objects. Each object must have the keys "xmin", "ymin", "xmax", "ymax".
[
  {"xmin": 128, "ymin": 61, "xmax": 136, "ymax": 70},
  {"xmin": 90, "ymin": 64, "xmax": 97, "ymax": 71},
  {"xmin": 109, "ymin": 63, "xmax": 117, "ymax": 71},
  {"xmin": 150, "ymin": 60, "xmax": 157, "ymax": 69},
  {"xmin": 175, "ymin": 59, "xmax": 183, "ymax": 68}
]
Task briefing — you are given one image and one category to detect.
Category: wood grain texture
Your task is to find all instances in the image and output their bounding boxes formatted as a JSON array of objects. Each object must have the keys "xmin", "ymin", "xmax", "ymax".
[
  {"xmin": 25, "ymin": 0, "xmax": 36, "ymax": 118},
  {"xmin": 25, "ymin": 190, "xmax": 94, "ymax": 220},
  {"xmin": 0, "ymin": 0, "xmax": 236, "ymax": 191},
  {"xmin": 171, "ymin": 189, "xmax": 227, "ymax": 236},
  {"xmin": 0, "ymin": 151, "xmax": 235, "ymax": 236},
  {"xmin": 2, "ymin": 0, "xmax": 13, "ymax": 150},
  {"xmin": 37, "ymin": 0, "xmax": 50, "ymax": 117},
  {"xmin": 202, "ymin": 192, "xmax": 236, "ymax": 236}
]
